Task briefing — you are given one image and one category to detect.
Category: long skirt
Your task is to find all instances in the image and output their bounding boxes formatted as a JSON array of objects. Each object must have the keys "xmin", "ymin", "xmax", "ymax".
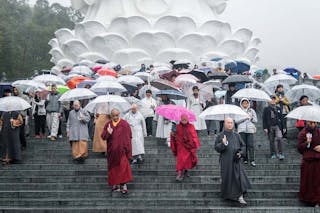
[
  {"xmin": 299, "ymin": 159, "xmax": 320, "ymax": 205},
  {"xmin": 108, "ymin": 155, "xmax": 132, "ymax": 186},
  {"xmin": 93, "ymin": 114, "xmax": 108, "ymax": 152},
  {"xmin": 71, "ymin": 140, "xmax": 88, "ymax": 159}
]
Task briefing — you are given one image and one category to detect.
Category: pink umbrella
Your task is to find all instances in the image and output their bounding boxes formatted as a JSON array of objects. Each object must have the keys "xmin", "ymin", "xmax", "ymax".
[{"xmin": 155, "ymin": 104, "xmax": 196, "ymax": 122}]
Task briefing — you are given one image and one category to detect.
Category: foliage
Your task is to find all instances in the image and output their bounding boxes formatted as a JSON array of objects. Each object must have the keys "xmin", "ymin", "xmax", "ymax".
[{"xmin": 0, "ymin": 0, "xmax": 83, "ymax": 80}]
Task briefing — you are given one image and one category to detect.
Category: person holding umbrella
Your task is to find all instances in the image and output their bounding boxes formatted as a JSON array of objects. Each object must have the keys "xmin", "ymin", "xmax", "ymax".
[
  {"xmin": 274, "ymin": 84, "xmax": 290, "ymax": 139},
  {"xmin": 297, "ymin": 120, "xmax": 320, "ymax": 207},
  {"xmin": 170, "ymin": 114, "xmax": 200, "ymax": 181}
]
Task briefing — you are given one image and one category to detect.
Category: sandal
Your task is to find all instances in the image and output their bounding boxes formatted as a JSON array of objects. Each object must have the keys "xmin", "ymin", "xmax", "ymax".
[
  {"xmin": 121, "ymin": 184, "xmax": 128, "ymax": 194},
  {"xmin": 111, "ymin": 185, "xmax": 120, "ymax": 192}
]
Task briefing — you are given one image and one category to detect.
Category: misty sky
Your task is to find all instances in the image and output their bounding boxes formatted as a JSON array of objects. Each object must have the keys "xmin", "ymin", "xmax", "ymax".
[{"xmin": 29, "ymin": 0, "xmax": 320, "ymax": 75}]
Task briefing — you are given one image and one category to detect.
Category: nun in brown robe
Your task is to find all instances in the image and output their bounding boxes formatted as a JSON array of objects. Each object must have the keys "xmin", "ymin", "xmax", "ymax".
[{"xmin": 93, "ymin": 103, "xmax": 110, "ymax": 153}]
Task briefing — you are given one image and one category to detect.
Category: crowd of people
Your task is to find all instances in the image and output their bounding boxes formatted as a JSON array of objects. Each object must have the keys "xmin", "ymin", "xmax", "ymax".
[{"xmin": 0, "ymin": 63, "xmax": 319, "ymax": 207}]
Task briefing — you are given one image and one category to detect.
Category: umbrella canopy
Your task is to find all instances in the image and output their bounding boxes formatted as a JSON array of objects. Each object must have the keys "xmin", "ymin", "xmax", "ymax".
[
  {"xmin": 96, "ymin": 68, "xmax": 118, "ymax": 77},
  {"xmin": 286, "ymin": 84, "xmax": 320, "ymax": 102},
  {"xmin": 150, "ymin": 66, "xmax": 172, "ymax": 76},
  {"xmin": 33, "ymin": 74, "xmax": 65, "ymax": 86},
  {"xmin": 47, "ymin": 85, "xmax": 70, "ymax": 94},
  {"xmin": 96, "ymin": 76, "xmax": 117, "ymax": 82},
  {"xmin": 95, "ymin": 59, "xmax": 109, "ymax": 64},
  {"xmin": 69, "ymin": 66, "xmax": 92, "ymax": 77},
  {"xmin": 0, "ymin": 96, "xmax": 31, "ymax": 112},
  {"xmin": 90, "ymin": 81, "xmax": 127, "ymax": 94},
  {"xmin": 189, "ymin": 69, "xmax": 209, "ymax": 83},
  {"xmin": 134, "ymin": 72, "xmax": 153, "ymax": 82},
  {"xmin": 236, "ymin": 61, "xmax": 251, "ymax": 73},
  {"xmin": 117, "ymin": 75, "xmax": 144, "ymax": 86},
  {"xmin": 174, "ymin": 74, "xmax": 199, "ymax": 86},
  {"xmin": 58, "ymin": 88, "xmax": 97, "ymax": 102},
  {"xmin": 138, "ymin": 85, "xmax": 160, "ymax": 98},
  {"xmin": 203, "ymin": 80, "xmax": 222, "ymax": 88},
  {"xmin": 92, "ymin": 65, "xmax": 103, "ymax": 72},
  {"xmin": 200, "ymin": 104, "xmax": 249, "ymax": 121},
  {"xmin": 232, "ymin": 88, "xmax": 271, "ymax": 102},
  {"xmin": 156, "ymin": 90, "xmax": 187, "ymax": 100},
  {"xmin": 222, "ymin": 75, "xmax": 252, "ymax": 84},
  {"xmin": 67, "ymin": 76, "xmax": 92, "ymax": 89},
  {"xmin": 286, "ymin": 105, "xmax": 320, "ymax": 122},
  {"xmin": 151, "ymin": 79, "xmax": 180, "ymax": 91},
  {"xmin": 208, "ymin": 72, "xmax": 228, "ymax": 80},
  {"xmin": 160, "ymin": 70, "xmax": 180, "ymax": 81},
  {"xmin": 264, "ymin": 73, "xmax": 297, "ymax": 85},
  {"xmin": 12, "ymin": 80, "xmax": 46, "ymax": 92},
  {"xmin": 76, "ymin": 80, "xmax": 97, "ymax": 88},
  {"xmin": 121, "ymin": 84, "xmax": 138, "ymax": 95},
  {"xmin": 155, "ymin": 104, "xmax": 196, "ymax": 122},
  {"xmin": 84, "ymin": 95, "xmax": 130, "ymax": 114},
  {"xmin": 118, "ymin": 69, "xmax": 132, "ymax": 75}
]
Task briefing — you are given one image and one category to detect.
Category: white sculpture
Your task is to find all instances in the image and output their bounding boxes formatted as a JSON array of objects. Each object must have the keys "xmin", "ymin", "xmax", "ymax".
[{"xmin": 49, "ymin": 0, "xmax": 261, "ymax": 72}]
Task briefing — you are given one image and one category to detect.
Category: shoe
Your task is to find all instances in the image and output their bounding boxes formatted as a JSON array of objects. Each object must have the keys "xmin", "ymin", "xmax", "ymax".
[
  {"xmin": 270, "ymin": 154, "xmax": 277, "ymax": 159},
  {"xmin": 58, "ymin": 135, "xmax": 63, "ymax": 139},
  {"xmin": 243, "ymin": 160, "xmax": 248, "ymax": 164},
  {"xmin": 41, "ymin": 134, "xmax": 46, "ymax": 139},
  {"xmin": 250, "ymin": 161, "xmax": 256, "ymax": 167},
  {"xmin": 112, "ymin": 185, "xmax": 120, "ymax": 192},
  {"xmin": 131, "ymin": 159, "xmax": 138, "ymax": 164},
  {"xmin": 50, "ymin": 136, "xmax": 57, "ymax": 141},
  {"xmin": 137, "ymin": 156, "xmax": 144, "ymax": 164},
  {"xmin": 315, "ymin": 204, "xmax": 320, "ymax": 207},
  {"xmin": 238, "ymin": 195, "xmax": 247, "ymax": 206},
  {"xmin": 183, "ymin": 170, "xmax": 190, "ymax": 178},
  {"xmin": 176, "ymin": 171, "xmax": 183, "ymax": 182},
  {"xmin": 121, "ymin": 184, "xmax": 128, "ymax": 194},
  {"xmin": 35, "ymin": 135, "xmax": 40, "ymax": 139},
  {"xmin": 278, "ymin": 154, "xmax": 285, "ymax": 160}
]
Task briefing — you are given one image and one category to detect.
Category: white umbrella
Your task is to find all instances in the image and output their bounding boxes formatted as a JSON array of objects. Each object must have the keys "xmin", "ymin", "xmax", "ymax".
[
  {"xmin": 69, "ymin": 66, "xmax": 93, "ymax": 77},
  {"xmin": 117, "ymin": 75, "xmax": 144, "ymax": 86},
  {"xmin": 134, "ymin": 72, "xmax": 153, "ymax": 82},
  {"xmin": 96, "ymin": 76, "xmax": 117, "ymax": 82},
  {"xmin": 138, "ymin": 85, "xmax": 160, "ymax": 98},
  {"xmin": 264, "ymin": 74, "xmax": 297, "ymax": 86},
  {"xmin": 286, "ymin": 84, "xmax": 320, "ymax": 102},
  {"xmin": 84, "ymin": 95, "xmax": 130, "ymax": 114},
  {"xmin": 33, "ymin": 74, "xmax": 66, "ymax": 86},
  {"xmin": 90, "ymin": 81, "xmax": 127, "ymax": 94},
  {"xmin": 174, "ymin": 74, "xmax": 199, "ymax": 86},
  {"xmin": 200, "ymin": 104, "xmax": 249, "ymax": 121},
  {"xmin": 232, "ymin": 88, "xmax": 271, "ymax": 102},
  {"xmin": 203, "ymin": 80, "xmax": 222, "ymax": 88},
  {"xmin": 58, "ymin": 88, "xmax": 97, "ymax": 102},
  {"xmin": 12, "ymin": 80, "xmax": 46, "ymax": 92},
  {"xmin": 0, "ymin": 96, "xmax": 31, "ymax": 112},
  {"xmin": 286, "ymin": 105, "xmax": 320, "ymax": 122}
]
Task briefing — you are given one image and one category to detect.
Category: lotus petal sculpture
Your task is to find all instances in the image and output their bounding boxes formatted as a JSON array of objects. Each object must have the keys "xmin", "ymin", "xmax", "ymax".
[{"xmin": 49, "ymin": 0, "xmax": 261, "ymax": 72}]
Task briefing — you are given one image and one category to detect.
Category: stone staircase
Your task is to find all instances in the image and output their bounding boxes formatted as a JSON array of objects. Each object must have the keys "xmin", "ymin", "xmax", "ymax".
[{"xmin": 0, "ymin": 123, "xmax": 316, "ymax": 213}]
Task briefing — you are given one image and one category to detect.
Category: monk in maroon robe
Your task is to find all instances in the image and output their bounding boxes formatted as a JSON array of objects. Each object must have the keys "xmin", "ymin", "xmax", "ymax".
[
  {"xmin": 170, "ymin": 115, "xmax": 200, "ymax": 181},
  {"xmin": 101, "ymin": 108, "xmax": 132, "ymax": 194},
  {"xmin": 297, "ymin": 120, "xmax": 320, "ymax": 206}
]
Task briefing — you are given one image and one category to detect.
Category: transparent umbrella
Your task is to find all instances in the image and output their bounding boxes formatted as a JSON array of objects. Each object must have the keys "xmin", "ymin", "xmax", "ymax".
[
  {"xmin": 0, "ymin": 96, "xmax": 31, "ymax": 112},
  {"xmin": 232, "ymin": 88, "xmax": 271, "ymax": 102},
  {"xmin": 200, "ymin": 104, "xmax": 249, "ymax": 122},
  {"xmin": 286, "ymin": 105, "xmax": 320, "ymax": 122},
  {"xmin": 59, "ymin": 88, "xmax": 97, "ymax": 102},
  {"xmin": 286, "ymin": 84, "xmax": 320, "ymax": 102},
  {"xmin": 84, "ymin": 95, "xmax": 131, "ymax": 114}
]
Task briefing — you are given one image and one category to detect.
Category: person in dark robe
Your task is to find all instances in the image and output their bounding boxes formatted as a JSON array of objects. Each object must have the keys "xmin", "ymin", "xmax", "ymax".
[
  {"xmin": 170, "ymin": 114, "xmax": 200, "ymax": 181},
  {"xmin": 297, "ymin": 120, "xmax": 320, "ymax": 207},
  {"xmin": 215, "ymin": 117, "xmax": 251, "ymax": 206},
  {"xmin": 0, "ymin": 111, "xmax": 23, "ymax": 165},
  {"xmin": 101, "ymin": 108, "xmax": 133, "ymax": 194}
]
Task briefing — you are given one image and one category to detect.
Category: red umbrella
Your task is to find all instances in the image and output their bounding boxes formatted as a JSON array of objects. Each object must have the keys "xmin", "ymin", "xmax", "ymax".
[
  {"xmin": 67, "ymin": 76, "xmax": 92, "ymax": 89},
  {"xmin": 92, "ymin": 65, "xmax": 102, "ymax": 72},
  {"xmin": 97, "ymin": 68, "xmax": 118, "ymax": 77}
]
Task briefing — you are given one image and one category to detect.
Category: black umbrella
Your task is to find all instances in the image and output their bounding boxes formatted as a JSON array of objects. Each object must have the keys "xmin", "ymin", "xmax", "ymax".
[
  {"xmin": 208, "ymin": 72, "xmax": 228, "ymax": 80},
  {"xmin": 190, "ymin": 69, "xmax": 209, "ymax": 83},
  {"xmin": 121, "ymin": 84, "xmax": 138, "ymax": 95},
  {"xmin": 156, "ymin": 90, "xmax": 187, "ymax": 100},
  {"xmin": 222, "ymin": 75, "xmax": 252, "ymax": 84},
  {"xmin": 95, "ymin": 59, "xmax": 109, "ymax": 64}
]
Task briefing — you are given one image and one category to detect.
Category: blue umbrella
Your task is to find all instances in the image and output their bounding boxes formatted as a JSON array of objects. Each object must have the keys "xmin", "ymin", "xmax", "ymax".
[
  {"xmin": 284, "ymin": 68, "xmax": 300, "ymax": 79},
  {"xmin": 236, "ymin": 61, "xmax": 251, "ymax": 73},
  {"xmin": 210, "ymin": 57, "xmax": 223, "ymax": 62},
  {"xmin": 225, "ymin": 61, "xmax": 238, "ymax": 73},
  {"xmin": 156, "ymin": 90, "xmax": 187, "ymax": 100}
]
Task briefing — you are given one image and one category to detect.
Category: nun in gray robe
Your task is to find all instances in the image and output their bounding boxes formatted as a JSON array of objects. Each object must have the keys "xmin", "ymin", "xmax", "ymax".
[{"xmin": 214, "ymin": 119, "xmax": 251, "ymax": 203}]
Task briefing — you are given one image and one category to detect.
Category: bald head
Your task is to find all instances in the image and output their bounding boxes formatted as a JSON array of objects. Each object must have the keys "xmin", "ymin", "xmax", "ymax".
[
  {"xmin": 111, "ymin": 108, "xmax": 120, "ymax": 122},
  {"xmin": 131, "ymin": 103, "xmax": 138, "ymax": 114},
  {"xmin": 224, "ymin": 117, "xmax": 234, "ymax": 131},
  {"xmin": 73, "ymin": 100, "xmax": 81, "ymax": 110}
]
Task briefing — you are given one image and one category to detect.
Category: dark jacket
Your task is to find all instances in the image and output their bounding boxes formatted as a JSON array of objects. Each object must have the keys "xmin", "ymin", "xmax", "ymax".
[{"xmin": 262, "ymin": 105, "xmax": 283, "ymax": 130}]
